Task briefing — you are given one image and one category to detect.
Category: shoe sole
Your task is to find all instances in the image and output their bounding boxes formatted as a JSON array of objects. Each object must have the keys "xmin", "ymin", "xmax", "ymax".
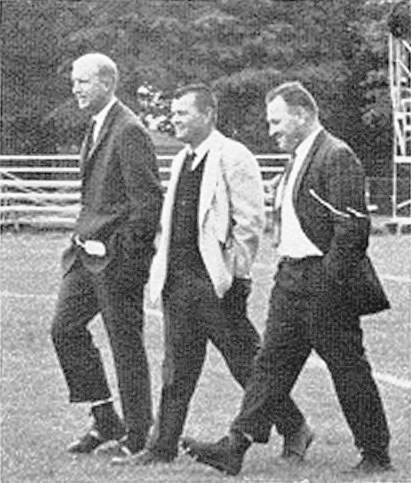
[
  {"xmin": 193, "ymin": 454, "xmax": 240, "ymax": 476},
  {"xmin": 67, "ymin": 439, "xmax": 105, "ymax": 454},
  {"xmin": 110, "ymin": 446, "xmax": 146, "ymax": 465},
  {"xmin": 111, "ymin": 456, "xmax": 134, "ymax": 466},
  {"xmin": 184, "ymin": 447, "xmax": 239, "ymax": 476},
  {"xmin": 182, "ymin": 438, "xmax": 241, "ymax": 476}
]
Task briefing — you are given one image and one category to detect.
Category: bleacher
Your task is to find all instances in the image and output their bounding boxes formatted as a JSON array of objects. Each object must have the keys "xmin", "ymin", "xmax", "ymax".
[{"xmin": 0, "ymin": 154, "xmax": 288, "ymax": 230}]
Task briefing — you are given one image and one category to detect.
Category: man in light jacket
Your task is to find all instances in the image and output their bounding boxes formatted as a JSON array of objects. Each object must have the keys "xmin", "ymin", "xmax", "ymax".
[{"xmin": 113, "ymin": 83, "xmax": 266, "ymax": 465}]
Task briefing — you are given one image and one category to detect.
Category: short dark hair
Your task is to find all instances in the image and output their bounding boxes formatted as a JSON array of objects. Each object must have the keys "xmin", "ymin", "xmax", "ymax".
[
  {"xmin": 173, "ymin": 83, "xmax": 218, "ymax": 114},
  {"xmin": 265, "ymin": 81, "xmax": 318, "ymax": 116}
]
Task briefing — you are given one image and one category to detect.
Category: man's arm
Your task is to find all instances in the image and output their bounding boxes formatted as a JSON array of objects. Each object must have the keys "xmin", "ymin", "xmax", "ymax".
[
  {"xmin": 222, "ymin": 143, "xmax": 266, "ymax": 278},
  {"xmin": 321, "ymin": 144, "xmax": 370, "ymax": 283},
  {"xmin": 117, "ymin": 122, "xmax": 163, "ymax": 253}
]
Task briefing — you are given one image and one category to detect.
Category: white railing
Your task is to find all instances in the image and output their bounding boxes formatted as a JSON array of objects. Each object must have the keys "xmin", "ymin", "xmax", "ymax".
[
  {"xmin": 0, "ymin": 154, "xmax": 288, "ymax": 228},
  {"xmin": 389, "ymin": 33, "xmax": 411, "ymax": 220}
]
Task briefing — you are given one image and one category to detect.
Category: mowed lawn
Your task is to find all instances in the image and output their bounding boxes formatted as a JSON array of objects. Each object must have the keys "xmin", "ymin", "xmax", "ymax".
[{"xmin": 1, "ymin": 227, "xmax": 410, "ymax": 483}]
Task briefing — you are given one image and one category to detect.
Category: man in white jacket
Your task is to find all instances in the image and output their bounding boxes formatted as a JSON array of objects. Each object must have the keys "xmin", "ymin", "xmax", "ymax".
[{"xmin": 113, "ymin": 83, "xmax": 266, "ymax": 465}]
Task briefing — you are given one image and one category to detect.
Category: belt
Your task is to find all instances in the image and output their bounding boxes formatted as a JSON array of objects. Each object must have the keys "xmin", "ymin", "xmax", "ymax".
[{"xmin": 279, "ymin": 255, "xmax": 322, "ymax": 265}]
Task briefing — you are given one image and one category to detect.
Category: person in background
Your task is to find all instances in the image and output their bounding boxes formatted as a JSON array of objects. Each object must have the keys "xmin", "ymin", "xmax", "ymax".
[
  {"xmin": 113, "ymin": 83, "xmax": 266, "ymax": 465},
  {"xmin": 182, "ymin": 81, "xmax": 392, "ymax": 477},
  {"xmin": 51, "ymin": 53, "xmax": 163, "ymax": 457}
]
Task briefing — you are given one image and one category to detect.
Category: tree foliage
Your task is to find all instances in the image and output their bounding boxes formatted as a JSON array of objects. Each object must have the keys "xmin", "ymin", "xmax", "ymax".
[{"xmin": 0, "ymin": 0, "xmax": 396, "ymax": 174}]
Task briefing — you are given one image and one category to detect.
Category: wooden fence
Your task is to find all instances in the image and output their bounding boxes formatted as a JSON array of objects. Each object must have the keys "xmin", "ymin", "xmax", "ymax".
[{"xmin": 0, "ymin": 154, "xmax": 288, "ymax": 229}]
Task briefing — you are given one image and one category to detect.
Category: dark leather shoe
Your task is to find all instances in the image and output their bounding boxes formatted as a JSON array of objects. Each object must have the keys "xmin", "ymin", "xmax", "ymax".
[
  {"xmin": 348, "ymin": 454, "xmax": 394, "ymax": 474},
  {"xmin": 111, "ymin": 448, "xmax": 174, "ymax": 466},
  {"xmin": 181, "ymin": 432, "xmax": 251, "ymax": 476},
  {"xmin": 68, "ymin": 423, "xmax": 125, "ymax": 453},
  {"xmin": 68, "ymin": 406, "xmax": 125, "ymax": 454},
  {"xmin": 68, "ymin": 427, "xmax": 106, "ymax": 453},
  {"xmin": 107, "ymin": 433, "xmax": 146, "ymax": 462},
  {"xmin": 96, "ymin": 431, "xmax": 145, "ymax": 455},
  {"xmin": 280, "ymin": 422, "xmax": 314, "ymax": 464}
]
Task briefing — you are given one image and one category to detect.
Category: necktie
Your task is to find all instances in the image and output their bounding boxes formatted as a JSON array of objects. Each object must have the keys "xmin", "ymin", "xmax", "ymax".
[
  {"xmin": 272, "ymin": 154, "xmax": 294, "ymax": 247},
  {"xmin": 183, "ymin": 150, "xmax": 196, "ymax": 170},
  {"xmin": 83, "ymin": 119, "xmax": 96, "ymax": 160}
]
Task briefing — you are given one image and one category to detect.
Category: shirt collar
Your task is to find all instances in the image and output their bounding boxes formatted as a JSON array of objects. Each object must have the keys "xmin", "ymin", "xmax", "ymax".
[
  {"xmin": 92, "ymin": 97, "xmax": 117, "ymax": 135},
  {"xmin": 185, "ymin": 129, "xmax": 218, "ymax": 162}
]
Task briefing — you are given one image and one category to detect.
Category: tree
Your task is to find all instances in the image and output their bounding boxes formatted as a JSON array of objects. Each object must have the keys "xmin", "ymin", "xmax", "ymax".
[
  {"xmin": 0, "ymin": 0, "xmax": 395, "ymax": 170},
  {"xmin": 1, "ymin": 0, "xmax": 75, "ymax": 152}
]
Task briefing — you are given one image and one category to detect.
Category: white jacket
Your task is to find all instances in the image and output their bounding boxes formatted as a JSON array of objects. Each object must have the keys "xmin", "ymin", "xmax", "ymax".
[{"xmin": 149, "ymin": 130, "xmax": 265, "ymax": 302}]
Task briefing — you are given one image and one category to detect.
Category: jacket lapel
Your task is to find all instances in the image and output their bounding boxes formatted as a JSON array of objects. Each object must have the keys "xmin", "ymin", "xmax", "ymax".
[
  {"xmin": 198, "ymin": 132, "xmax": 224, "ymax": 225},
  {"xmin": 81, "ymin": 101, "xmax": 121, "ymax": 177},
  {"xmin": 292, "ymin": 129, "xmax": 326, "ymax": 202},
  {"xmin": 160, "ymin": 150, "xmax": 186, "ymax": 228},
  {"xmin": 79, "ymin": 120, "xmax": 95, "ymax": 177},
  {"xmin": 79, "ymin": 137, "xmax": 88, "ymax": 178}
]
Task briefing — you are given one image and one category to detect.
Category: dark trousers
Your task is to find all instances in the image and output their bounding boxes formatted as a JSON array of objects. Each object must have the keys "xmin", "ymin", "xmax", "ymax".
[
  {"xmin": 231, "ymin": 258, "xmax": 390, "ymax": 456},
  {"xmin": 148, "ymin": 266, "xmax": 261, "ymax": 459},
  {"xmin": 51, "ymin": 259, "xmax": 152, "ymax": 437}
]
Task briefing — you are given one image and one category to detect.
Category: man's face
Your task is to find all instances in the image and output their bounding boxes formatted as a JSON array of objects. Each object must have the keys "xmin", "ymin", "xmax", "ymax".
[
  {"xmin": 71, "ymin": 61, "xmax": 110, "ymax": 115},
  {"xmin": 171, "ymin": 93, "xmax": 211, "ymax": 146},
  {"xmin": 266, "ymin": 96, "xmax": 305, "ymax": 153}
]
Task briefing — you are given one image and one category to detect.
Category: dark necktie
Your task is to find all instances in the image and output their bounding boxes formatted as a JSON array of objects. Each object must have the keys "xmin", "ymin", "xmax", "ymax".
[
  {"xmin": 272, "ymin": 154, "xmax": 294, "ymax": 247},
  {"xmin": 83, "ymin": 119, "xmax": 96, "ymax": 160},
  {"xmin": 183, "ymin": 150, "xmax": 196, "ymax": 170}
]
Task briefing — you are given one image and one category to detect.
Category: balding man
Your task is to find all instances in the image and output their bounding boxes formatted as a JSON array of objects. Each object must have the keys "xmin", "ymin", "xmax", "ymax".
[
  {"xmin": 51, "ymin": 53, "xmax": 163, "ymax": 456},
  {"xmin": 182, "ymin": 81, "xmax": 392, "ymax": 476}
]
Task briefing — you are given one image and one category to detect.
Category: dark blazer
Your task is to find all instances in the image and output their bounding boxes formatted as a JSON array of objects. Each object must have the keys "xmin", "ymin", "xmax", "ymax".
[
  {"xmin": 63, "ymin": 100, "xmax": 163, "ymax": 277},
  {"xmin": 291, "ymin": 129, "xmax": 390, "ymax": 316}
]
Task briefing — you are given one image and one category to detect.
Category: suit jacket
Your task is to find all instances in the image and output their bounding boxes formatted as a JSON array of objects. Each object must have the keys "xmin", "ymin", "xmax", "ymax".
[
  {"xmin": 287, "ymin": 128, "xmax": 390, "ymax": 316},
  {"xmin": 149, "ymin": 130, "xmax": 265, "ymax": 301},
  {"xmin": 62, "ymin": 100, "xmax": 163, "ymax": 278}
]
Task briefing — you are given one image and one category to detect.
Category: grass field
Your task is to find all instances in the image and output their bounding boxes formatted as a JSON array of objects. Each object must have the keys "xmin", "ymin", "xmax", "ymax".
[{"xmin": 1, "ymin": 227, "xmax": 410, "ymax": 483}]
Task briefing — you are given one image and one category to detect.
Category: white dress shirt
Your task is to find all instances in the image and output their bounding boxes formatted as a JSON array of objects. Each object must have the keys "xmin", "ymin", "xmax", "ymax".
[
  {"xmin": 278, "ymin": 127, "xmax": 323, "ymax": 258},
  {"xmin": 186, "ymin": 129, "xmax": 218, "ymax": 170},
  {"xmin": 91, "ymin": 96, "xmax": 118, "ymax": 143}
]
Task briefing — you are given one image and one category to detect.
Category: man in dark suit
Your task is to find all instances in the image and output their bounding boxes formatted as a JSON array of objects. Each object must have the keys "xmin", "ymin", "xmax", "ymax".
[
  {"xmin": 182, "ymin": 81, "xmax": 392, "ymax": 476},
  {"xmin": 51, "ymin": 53, "xmax": 163, "ymax": 456}
]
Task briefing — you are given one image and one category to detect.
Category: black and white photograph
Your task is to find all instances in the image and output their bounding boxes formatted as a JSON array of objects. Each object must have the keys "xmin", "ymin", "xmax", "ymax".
[{"xmin": 1, "ymin": 1, "xmax": 410, "ymax": 482}]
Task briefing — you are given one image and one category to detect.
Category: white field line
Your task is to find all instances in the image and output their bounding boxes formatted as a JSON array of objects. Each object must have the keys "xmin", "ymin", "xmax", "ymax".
[
  {"xmin": 307, "ymin": 355, "xmax": 411, "ymax": 391},
  {"xmin": 380, "ymin": 274, "xmax": 411, "ymax": 283},
  {"xmin": 0, "ymin": 291, "xmax": 55, "ymax": 299},
  {"xmin": 1, "ymin": 292, "xmax": 410, "ymax": 391}
]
